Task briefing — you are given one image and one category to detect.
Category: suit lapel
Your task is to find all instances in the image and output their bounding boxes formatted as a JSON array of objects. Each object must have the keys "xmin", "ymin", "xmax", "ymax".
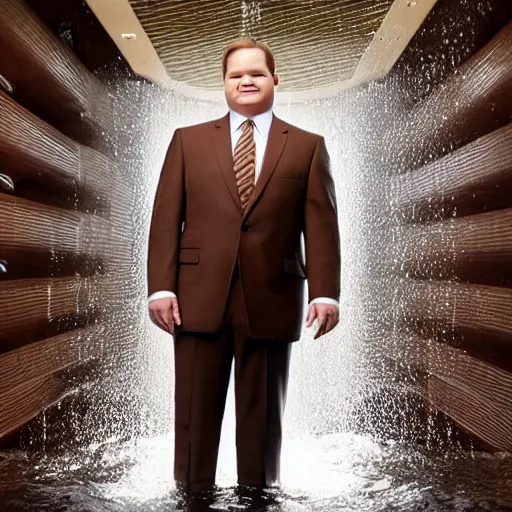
[
  {"xmin": 211, "ymin": 114, "xmax": 243, "ymax": 213},
  {"xmin": 243, "ymin": 115, "xmax": 288, "ymax": 220}
]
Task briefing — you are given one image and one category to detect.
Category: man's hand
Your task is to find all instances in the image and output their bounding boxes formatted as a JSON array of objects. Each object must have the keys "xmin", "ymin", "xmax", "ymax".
[
  {"xmin": 149, "ymin": 297, "xmax": 181, "ymax": 334},
  {"xmin": 305, "ymin": 303, "xmax": 339, "ymax": 339}
]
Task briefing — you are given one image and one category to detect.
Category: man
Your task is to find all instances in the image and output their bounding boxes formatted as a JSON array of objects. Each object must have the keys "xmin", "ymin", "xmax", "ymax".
[{"xmin": 147, "ymin": 39, "xmax": 340, "ymax": 492}]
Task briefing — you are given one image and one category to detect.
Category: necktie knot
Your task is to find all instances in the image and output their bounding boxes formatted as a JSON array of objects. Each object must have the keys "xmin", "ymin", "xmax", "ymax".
[{"xmin": 241, "ymin": 119, "xmax": 254, "ymax": 133}]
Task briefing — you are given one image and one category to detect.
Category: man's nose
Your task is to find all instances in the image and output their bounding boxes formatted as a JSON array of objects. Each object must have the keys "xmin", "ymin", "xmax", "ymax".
[{"xmin": 240, "ymin": 74, "xmax": 253, "ymax": 85}]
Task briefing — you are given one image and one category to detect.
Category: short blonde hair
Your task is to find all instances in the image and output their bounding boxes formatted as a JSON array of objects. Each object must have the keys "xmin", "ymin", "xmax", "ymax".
[{"xmin": 222, "ymin": 39, "xmax": 276, "ymax": 77}]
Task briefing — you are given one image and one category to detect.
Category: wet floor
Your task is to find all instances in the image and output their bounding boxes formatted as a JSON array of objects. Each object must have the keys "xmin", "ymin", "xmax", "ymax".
[{"xmin": 1, "ymin": 433, "xmax": 511, "ymax": 511}]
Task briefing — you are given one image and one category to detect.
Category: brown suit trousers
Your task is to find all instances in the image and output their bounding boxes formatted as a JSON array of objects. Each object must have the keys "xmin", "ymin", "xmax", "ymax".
[{"xmin": 174, "ymin": 262, "xmax": 291, "ymax": 490}]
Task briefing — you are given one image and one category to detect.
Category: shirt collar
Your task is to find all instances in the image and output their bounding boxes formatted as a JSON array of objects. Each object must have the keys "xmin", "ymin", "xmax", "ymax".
[{"xmin": 229, "ymin": 108, "xmax": 273, "ymax": 137}]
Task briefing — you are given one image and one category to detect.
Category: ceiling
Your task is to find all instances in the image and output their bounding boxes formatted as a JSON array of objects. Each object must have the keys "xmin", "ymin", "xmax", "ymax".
[
  {"xmin": 85, "ymin": 0, "xmax": 438, "ymax": 100},
  {"xmin": 127, "ymin": 0, "xmax": 393, "ymax": 90}
]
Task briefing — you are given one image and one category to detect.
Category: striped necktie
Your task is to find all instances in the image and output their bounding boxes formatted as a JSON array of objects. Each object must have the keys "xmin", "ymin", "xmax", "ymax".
[{"xmin": 233, "ymin": 119, "xmax": 256, "ymax": 210}]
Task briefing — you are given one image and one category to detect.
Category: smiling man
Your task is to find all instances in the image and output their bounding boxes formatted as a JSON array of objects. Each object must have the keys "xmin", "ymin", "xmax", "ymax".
[{"xmin": 147, "ymin": 39, "xmax": 341, "ymax": 492}]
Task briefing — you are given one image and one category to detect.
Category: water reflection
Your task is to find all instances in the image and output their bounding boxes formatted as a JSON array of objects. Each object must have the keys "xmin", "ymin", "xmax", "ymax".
[{"xmin": 1, "ymin": 434, "xmax": 511, "ymax": 511}]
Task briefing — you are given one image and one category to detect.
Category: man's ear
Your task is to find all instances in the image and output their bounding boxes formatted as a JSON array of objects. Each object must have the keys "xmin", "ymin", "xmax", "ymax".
[{"xmin": 274, "ymin": 74, "xmax": 279, "ymax": 86}]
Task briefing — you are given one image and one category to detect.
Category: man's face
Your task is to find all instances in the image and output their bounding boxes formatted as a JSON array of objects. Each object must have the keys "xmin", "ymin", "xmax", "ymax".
[{"xmin": 224, "ymin": 48, "xmax": 278, "ymax": 115}]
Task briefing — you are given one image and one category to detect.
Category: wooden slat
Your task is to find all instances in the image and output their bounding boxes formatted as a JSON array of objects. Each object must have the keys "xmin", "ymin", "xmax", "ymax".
[
  {"xmin": 0, "ymin": 360, "xmax": 98, "ymax": 442},
  {"xmin": 0, "ymin": 0, "xmax": 112, "ymax": 149},
  {"xmin": 0, "ymin": 90, "xmax": 111, "ymax": 213},
  {"xmin": 384, "ymin": 279, "xmax": 512, "ymax": 370},
  {"xmin": 0, "ymin": 373, "xmax": 69, "ymax": 441},
  {"xmin": 0, "ymin": 194, "xmax": 107, "ymax": 254},
  {"xmin": 0, "ymin": 193, "xmax": 131, "ymax": 257},
  {"xmin": 0, "ymin": 325, "xmax": 105, "ymax": 395},
  {"xmin": 0, "ymin": 193, "xmax": 130, "ymax": 280},
  {"xmin": 0, "ymin": 277, "xmax": 100, "ymax": 353},
  {"xmin": 389, "ymin": 335, "xmax": 512, "ymax": 417},
  {"xmin": 426, "ymin": 375, "xmax": 512, "ymax": 452},
  {"xmin": 401, "ymin": 280, "xmax": 512, "ymax": 336},
  {"xmin": 385, "ymin": 334, "xmax": 512, "ymax": 451},
  {"xmin": 392, "ymin": 124, "xmax": 512, "ymax": 221},
  {"xmin": 0, "ymin": 267, "xmax": 134, "ymax": 353},
  {"xmin": 389, "ymin": 208, "xmax": 512, "ymax": 286},
  {"xmin": 0, "ymin": 248, "xmax": 102, "ymax": 280},
  {"xmin": 381, "ymin": 19, "xmax": 512, "ymax": 172}
]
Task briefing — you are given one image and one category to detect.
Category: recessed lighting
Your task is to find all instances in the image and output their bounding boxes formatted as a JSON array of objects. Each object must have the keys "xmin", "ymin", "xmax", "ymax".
[{"xmin": 122, "ymin": 33, "xmax": 137, "ymax": 40}]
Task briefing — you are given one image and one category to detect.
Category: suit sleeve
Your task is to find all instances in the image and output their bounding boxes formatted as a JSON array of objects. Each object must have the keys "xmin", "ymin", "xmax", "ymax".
[
  {"xmin": 147, "ymin": 129, "xmax": 185, "ymax": 297},
  {"xmin": 304, "ymin": 136, "xmax": 341, "ymax": 303}
]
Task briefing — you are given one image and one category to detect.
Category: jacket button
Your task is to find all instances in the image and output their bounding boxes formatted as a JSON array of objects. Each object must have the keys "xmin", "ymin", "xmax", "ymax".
[{"xmin": 241, "ymin": 223, "xmax": 250, "ymax": 232}]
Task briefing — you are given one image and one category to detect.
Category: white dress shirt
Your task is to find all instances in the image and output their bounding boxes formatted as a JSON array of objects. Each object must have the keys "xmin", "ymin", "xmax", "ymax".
[{"xmin": 148, "ymin": 108, "xmax": 338, "ymax": 309}]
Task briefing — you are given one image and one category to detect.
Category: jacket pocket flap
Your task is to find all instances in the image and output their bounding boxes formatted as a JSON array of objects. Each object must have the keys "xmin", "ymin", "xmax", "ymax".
[
  {"xmin": 179, "ymin": 248, "xmax": 200, "ymax": 264},
  {"xmin": 284, "ymin": 258, "xmax": 306, "ymax": 278}
]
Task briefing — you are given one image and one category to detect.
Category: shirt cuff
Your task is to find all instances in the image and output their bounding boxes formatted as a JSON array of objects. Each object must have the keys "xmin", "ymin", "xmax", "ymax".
[
  {"xmin": 148, "ymin": 290, "xmax": 177, "ymax": 302},
  {"xmin": 309, "ymin": 297, "xmax": 339, "ymax": 308}
]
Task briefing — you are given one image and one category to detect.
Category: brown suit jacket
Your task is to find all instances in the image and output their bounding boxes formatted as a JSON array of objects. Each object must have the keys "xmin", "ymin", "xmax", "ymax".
[{"xmin": 147, "ymin": 113, "xmax": 340, "ymax": 341}]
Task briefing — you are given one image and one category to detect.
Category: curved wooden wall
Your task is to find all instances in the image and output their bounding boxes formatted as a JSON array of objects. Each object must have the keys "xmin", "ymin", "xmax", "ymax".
[
  {"xmin": 0, "ymin": 0, "xmax": 134, "ymax": 442},
  {"xmin": 379, "ymin": 18, "xmax": 512, "ymax": 451}
]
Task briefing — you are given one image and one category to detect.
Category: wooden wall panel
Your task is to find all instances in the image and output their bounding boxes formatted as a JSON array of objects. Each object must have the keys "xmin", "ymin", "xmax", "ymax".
[
  {"xmin": 0, "ymin": 194, "xmax": 113, "ymax": 280},
  {"xmin": 382, "ymin": 279, "xmax": 512, "ymax": 374},
  {"xmin": 384, "ymin": 335, "xmax": 512, "ymax": 451},
  {"xmin": 427, "ymin": 376, "xmax": 511, "ymax": 452},
  {"xmin": 0, "ymin": 90, "xmax": 111, "ymax": 213},
  {"xmin": 382, "ymin": 19, "xmax": 512, "ymax": 172},
  {"xmin": 0, "ymin": 249, "xmax": 98, "ymax": 280},
  {"xmin": 25, "ymin": 0, "xmax": 133, "ymax": 77},
  {"xmin": 389, "ymin": 208, "xmax": 512, "ymax": 286},
  {"xmin": 0, "ymin": 194, "xmax": 116, "ymax": 255},
  {"xmin": 0, "ymin": 361, "xmax": 98, "ymax": 442},
  {"xmin": 0, "ymin": 0, "xmax": 135, "ymax": 441},
  {"xmin": 0, "ymin": 326, "xmax": 105, "ymax": 398},
  {"xmin": 0, "ymin": 0, "xmax": 112, "ymax": 150},
  {"xmin": 395, "ymin": 280, "xmax": 512, "ymax": 339},
  {"xmin": 392, "ymin": 123, "xmax": 512, "ymax": 221},
  {"xmin": 1, "ymin": 195, "xmax": 80, "ymax": 254},
  {"xmin": 0, "ymin": 374, "xmax": 70, "ymax": 440},
  {"xmin": 0, "ymin": 277, "xmax": 102, "ymax": 353},
  {"xmin": 389, "ymin": 0, "xmax": 512, "ymax": 108},
  {"xmin": 374, "ymin": 8, "xmax": 512, "ymax": 451}
]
